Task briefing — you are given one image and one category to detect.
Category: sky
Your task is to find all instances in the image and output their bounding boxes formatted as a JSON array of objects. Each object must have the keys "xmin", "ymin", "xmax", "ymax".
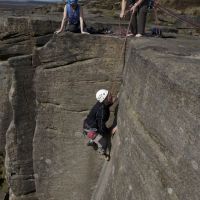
[{"xmin": 0, "ymin": 0, "xmax": 63, "ymax": 2}]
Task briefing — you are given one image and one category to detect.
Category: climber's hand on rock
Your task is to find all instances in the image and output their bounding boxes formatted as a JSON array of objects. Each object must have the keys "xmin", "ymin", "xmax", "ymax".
[
  {"xmin": 113, "ymin": 93, "xmax": 119, "ymax": 103},
  {"xmin": 111, "ymin": 126, "xmax": 118, "ymax": 135}
]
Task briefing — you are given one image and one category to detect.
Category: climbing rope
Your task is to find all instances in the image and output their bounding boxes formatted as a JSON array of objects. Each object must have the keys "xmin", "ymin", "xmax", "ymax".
[
  {"xmin": 110, "ymin": 10, "xmax": 134, "ymax": 94},
  {"xmin": 156, "ymin": 4, "xmax": 200, "ymax": 30},
  {"xmin": 110, "ymin": 2, "xmax": 200, "ymax": 95},
  {"xmin": 122, "ymin": 10, "xmax": 134, "ymax": 69}
]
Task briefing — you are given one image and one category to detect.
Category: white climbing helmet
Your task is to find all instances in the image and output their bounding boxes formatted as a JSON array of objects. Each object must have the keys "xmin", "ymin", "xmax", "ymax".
[{"xmin": 96, "ymin": 89, "xmax": 109, "ymax": 103}]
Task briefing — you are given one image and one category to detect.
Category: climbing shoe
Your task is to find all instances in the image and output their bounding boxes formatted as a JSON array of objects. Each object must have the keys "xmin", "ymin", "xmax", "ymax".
[
  {"xmin": 86, "ymin": 140, "xmax": 98, "ymax": 150},
  {"xmin": 105, "ymin": 154, "xmax": 110, "ymax": 161},
  {"xmin": 97, "ymin": 147, "xmax": 105, "ymax": 155},
  {"xmin": 99, "ymin": 153, "xmax": 110, "ymax": 161},
  {"xmin": 92, "ymin": 143, "xmax": 98, "ymax": 151}
]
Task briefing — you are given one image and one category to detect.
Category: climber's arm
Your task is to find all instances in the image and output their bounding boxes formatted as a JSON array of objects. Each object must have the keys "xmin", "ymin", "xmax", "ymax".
[
  {"xmin": 120, "ymin": 0, "xmax": 127, "ymax": 18},
  {"xmin": 130, "ymin": 0, "xmax": 144, "ymax": 13},
  {"xmin": 80, "ymin": 7, "xmax": 89, "ymax": 34},
  {"xmin": 55, "ymin": 5, "xmax": 67, "ymax": 34}
]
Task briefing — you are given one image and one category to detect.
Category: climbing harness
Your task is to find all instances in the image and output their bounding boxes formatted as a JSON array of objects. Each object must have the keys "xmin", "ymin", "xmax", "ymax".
[
  {"xmin": 83, "ymin": 128, "xmax": 97, "ymax": 139},
  {"xmin": 83, "ymin": 127, "xmax": 106, "ymax": 155}
]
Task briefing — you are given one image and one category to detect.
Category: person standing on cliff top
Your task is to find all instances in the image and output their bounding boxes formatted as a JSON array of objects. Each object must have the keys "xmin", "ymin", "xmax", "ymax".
[
  {"xmin": 120, "ymin": 0, "xmax": 149, "ymax": 37},
  {"xmin": 55, "ymin": 0, "xmax": 89, "ymax": 34},
  {"xmin": 83, "ymin": 89, "xmax": 118, "ymax": 160}
]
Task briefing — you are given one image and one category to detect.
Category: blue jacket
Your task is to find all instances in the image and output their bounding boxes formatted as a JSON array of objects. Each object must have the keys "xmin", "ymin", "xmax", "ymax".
[
  {"xmin": 128, "ymin": 0, "xmax": 149, "ymax": 6},
  {"xmin": 66, "ymin": 4, "xmax": 80, "ymax": 25}
]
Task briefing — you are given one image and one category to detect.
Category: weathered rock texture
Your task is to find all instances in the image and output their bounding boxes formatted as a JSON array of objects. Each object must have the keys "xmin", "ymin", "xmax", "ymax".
[
  {"xmin": 5, "ymin": 33, "xmax": 123, "ymax": 200},
  {"xmin": 93, "ymin": 38, "xmax": 200, "ymax": 200},
  {"xmin": 0, "ymin": 16, "xmax": 60, "ymax": 60},
  {"xmin": 6, "ymin": 55, "xmax": 37, "ymax": 200},
  {"xmin": 5, "ymin": 33, "xmax": 200, "ymax": 200},
  {"xmin": 33, "ymin": 33, "xmax": 122, "ymax": 200},
  {"xmin": 0, "ymin": 7, "xmax": 61, "ymax": 197},
  {"xmin": 1, "ymin": 2, "xmax": 200, "ymax": 200},
  {"xmin": 0, "ymin": 61, "xmax": 11, "ymax": 154},
  {"xmin": 0, "ymin": 6, "xmax": 61, "ymax": 158},
  {"xmin": 0, "ymin": 61, "xmax": 10, "ymax": 198}
]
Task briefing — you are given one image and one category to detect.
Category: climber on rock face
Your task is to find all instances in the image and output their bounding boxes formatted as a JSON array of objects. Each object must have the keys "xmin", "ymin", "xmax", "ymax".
[
  {"xmin": 55, "ymin": 0, "xmax": 89, "ymax": 34},
  {"xmin": 83, "ymin": 89, "xmax": 118, "ymax": 160}
]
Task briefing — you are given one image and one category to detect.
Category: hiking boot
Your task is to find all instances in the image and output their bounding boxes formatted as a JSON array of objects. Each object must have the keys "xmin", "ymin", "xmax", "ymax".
[
  {"xmin": 92, "ymin": 143, "xmax": 98, "ymax": 151},
  {"xmin": 104, "ymin": 154, "xmax": 110, "ymax": 161},
  {"xmin": 87, "ymin": 140, "xmax": 98, "ymax": 150},
  {"xmin": 99, "ymin": 153, "xmax": 110, "ymax": 161},
  {"xmin": 135, "ymin": 33, "xmax": 142, "ymax": 37}
]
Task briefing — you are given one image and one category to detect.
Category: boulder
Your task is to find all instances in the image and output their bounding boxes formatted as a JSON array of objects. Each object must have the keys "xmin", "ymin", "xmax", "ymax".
[
  {"xmin": 93, "ymin": 37, "xmax": 200, "ymax": 200},
  {"xmin": 6, "ymin": 55, "xmax": 37, "ymax": 200},
  {"xmin": 5, "ymin": 33, "xmax": 123, "ymax": 200}
]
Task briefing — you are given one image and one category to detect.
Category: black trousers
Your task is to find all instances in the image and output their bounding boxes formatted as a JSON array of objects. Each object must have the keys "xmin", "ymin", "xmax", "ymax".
[{"xmin": 130, "ymin": 4, "xmax": 148, "ymax": 35}]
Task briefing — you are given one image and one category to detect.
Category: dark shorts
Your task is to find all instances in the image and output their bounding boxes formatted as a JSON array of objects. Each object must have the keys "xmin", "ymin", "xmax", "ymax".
[{"xmin": 66, "ymin": 24, "xmax": 80, "ymax": 33}]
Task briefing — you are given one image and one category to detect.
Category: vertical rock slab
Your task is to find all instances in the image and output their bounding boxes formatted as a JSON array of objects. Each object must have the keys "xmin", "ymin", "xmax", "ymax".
[
  {"xmin": 33, "ymin": 33, "xmax": 123, "ymax": 200},
  {"xmin": 0, "ymin": 61, "xmax": 11, "ymax": 198},
  {"xmin": 95, "ymin": 38, "xmax": 200, "ymax": 200},
  {"xmin": 0, "ymin": 61, "xmax": 11, "ymax": 153},
  {"xmin": 6, "ymin": 55, "xmax": 37, "ymax": 200},
  {"xmin": 0, "ymin": 16, "xmax": 60, "ymax": 60}
]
